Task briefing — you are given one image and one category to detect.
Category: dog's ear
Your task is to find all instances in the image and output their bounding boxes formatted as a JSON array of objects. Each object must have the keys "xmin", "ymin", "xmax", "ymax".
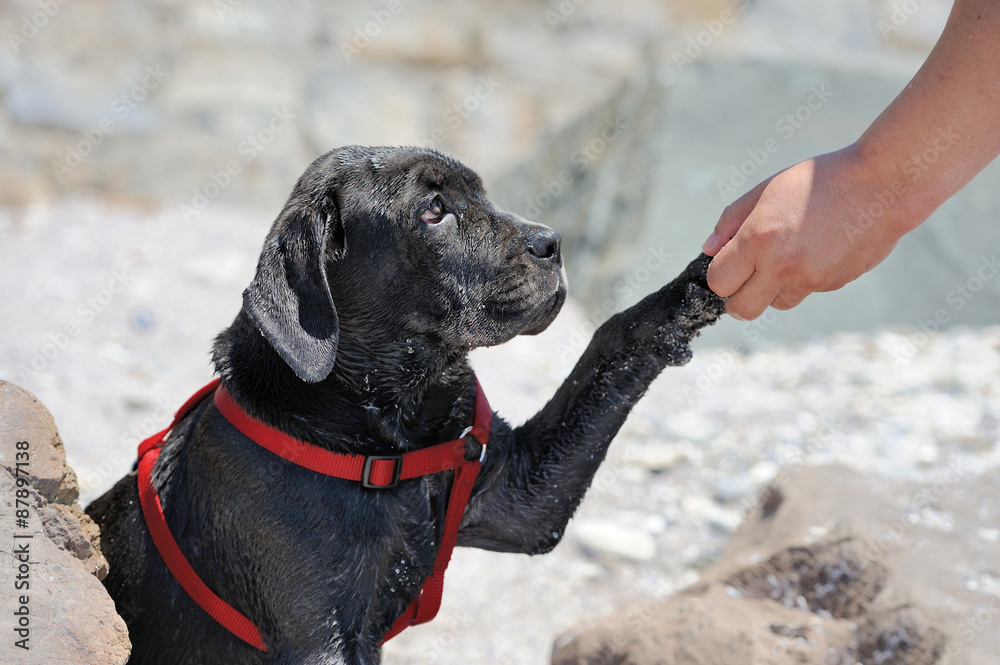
[{"xmin": 243, "ymin": 197, "xmax": 344, "ymax": 383}]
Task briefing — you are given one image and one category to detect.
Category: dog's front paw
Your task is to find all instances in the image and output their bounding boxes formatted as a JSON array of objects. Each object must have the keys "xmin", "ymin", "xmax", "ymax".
[
  {"xmin": 676, "ymin": 253, "xmax": 726, "ymax": 331},
  {"xmin": 644, "ymin": 254, "xmax": 726, "ymax": 366}
]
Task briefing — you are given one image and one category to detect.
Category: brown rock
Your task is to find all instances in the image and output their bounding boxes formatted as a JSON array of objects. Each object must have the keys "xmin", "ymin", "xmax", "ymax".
[
  {"xmin": 40, "ymin": 502, "xmax": 109, "ymax": 578},
  {"xmin": 0, "ymin": 381, "xmax": 130, "ymax": 665},
  {"xmin": 552, "ymin": 582, "xmax": 855, "ymax": 665},
  {"xmin": 0, "ymin": 380, "xmax": 80, "ymax": 505},
  {"xmin": 553, "ymin": 464, "xmax": 998, "ymax": 665}
]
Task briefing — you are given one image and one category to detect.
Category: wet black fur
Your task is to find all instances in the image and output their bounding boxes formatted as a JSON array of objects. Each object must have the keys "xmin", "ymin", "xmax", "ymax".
[{"xmin": 86, "ymin": 146, "xmax": 725, "ymax": 665}]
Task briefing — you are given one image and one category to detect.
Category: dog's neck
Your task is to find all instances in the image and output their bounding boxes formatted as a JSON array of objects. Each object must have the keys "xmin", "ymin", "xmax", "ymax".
[{"xmin": 211, "ymin": 311, "xmax": 476, "ymax": 456}]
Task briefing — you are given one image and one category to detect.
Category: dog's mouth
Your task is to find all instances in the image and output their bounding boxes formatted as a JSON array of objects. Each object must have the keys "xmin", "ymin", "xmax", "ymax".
[{"xmin": 519, "ymin": 281, "xmax": 567, "ymax": 336}]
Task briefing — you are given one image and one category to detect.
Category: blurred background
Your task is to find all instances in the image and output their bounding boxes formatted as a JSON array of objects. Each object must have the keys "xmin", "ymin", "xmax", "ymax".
[
  {"xmin": 2, "ymin": 1, "xmax": 999, "ymax": 663},
  {"xmin": 3, "ymin": 0, "xmax": 999, "ymax": 346}
]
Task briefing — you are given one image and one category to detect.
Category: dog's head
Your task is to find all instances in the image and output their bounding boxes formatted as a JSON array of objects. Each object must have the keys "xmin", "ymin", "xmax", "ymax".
[{"xmin": 243, "ymin": 146, "xmax": 567, "ymax": 383}]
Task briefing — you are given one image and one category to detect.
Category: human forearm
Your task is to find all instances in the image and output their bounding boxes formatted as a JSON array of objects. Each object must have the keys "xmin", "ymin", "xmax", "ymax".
[
  {"xmin": 701, "ymin": 0, "xmax": 1000, "ymax": 321},
  {"xmin": 857, "ymin": 0, "xmax": 1000, "ymax": 234}
]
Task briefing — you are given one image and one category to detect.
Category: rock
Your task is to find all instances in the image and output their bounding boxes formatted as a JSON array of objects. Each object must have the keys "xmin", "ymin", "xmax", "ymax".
[
  {"xmin": 711, "ymin": 476, "xmax": 754, "ymax": 504},
  {"xmin": 572, "ymin": 519, "xmax": 657, "ymax": 562},
  {"xmin": 661, "ymin": 411, "xmax": 718, "ymax": 443},
  {"xmin": 0, "ymin": 381, "xmax": 130, "ymax": 665},
  {"xmin": 553, "ymin": 582, "xmax": 856, "ymax": 665},
  {"xmin": 623, "ymin": 442, "xmax": 687, "ymax": 471},
  {"xmin": 552, "ymin": 464, "xmax": 999, "ymax": 665},
  {"xmin": 0, "ymin": 381, "xmax": 79, "ymax": 505},
  {"xmin": 680, "ymin": 494, "xmax": 739, "ymax": 533}
]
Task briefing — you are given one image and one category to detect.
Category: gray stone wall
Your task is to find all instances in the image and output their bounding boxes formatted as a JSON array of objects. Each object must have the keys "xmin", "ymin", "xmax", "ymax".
[{"xmin": 0, "ymin": 0, "xmax": 669, "ymax": 209}]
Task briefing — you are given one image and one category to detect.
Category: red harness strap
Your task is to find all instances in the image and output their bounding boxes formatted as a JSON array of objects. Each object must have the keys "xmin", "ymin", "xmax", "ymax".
[{"xmin": 136, "ymin": 376, "xmax": 492, "ymax": 652}]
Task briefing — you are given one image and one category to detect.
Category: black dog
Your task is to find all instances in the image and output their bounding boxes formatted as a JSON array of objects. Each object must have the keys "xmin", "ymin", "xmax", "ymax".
[{"xmin": 86, "ymin": 146, "xmax": 724, "ymax": 664}]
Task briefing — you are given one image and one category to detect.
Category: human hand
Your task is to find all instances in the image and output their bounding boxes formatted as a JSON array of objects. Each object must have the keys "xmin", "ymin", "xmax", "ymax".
[{"xmin": 701, "ymin": 145, "xmax": 913, "ymax": 321}]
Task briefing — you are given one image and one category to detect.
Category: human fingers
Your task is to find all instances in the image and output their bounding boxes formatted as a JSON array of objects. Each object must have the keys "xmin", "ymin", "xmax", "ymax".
[
  {"xmin": 701, "ymin": 175, "xmax": 774, "ymax": 256},
  {"xmin": 705, "ymin": 230, "xmax": 756, "ymax": 298},
  {"xmin": 720, "ymin": 269, "xmax": 783, "ymax": 321},
  {"xmin": 770, "ymin": 290, "xmax": 810, "ymax": 310}
]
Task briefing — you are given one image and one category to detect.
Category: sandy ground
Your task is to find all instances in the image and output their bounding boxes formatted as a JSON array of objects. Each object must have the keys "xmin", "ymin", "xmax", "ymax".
[{"xmin": 1, "ymin": 199, "xmax": 998, "ymax": 664}]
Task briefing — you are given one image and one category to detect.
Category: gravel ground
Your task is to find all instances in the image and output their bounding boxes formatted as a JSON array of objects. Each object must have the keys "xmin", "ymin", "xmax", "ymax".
[{"xmin": 2, "ymin": 200, "xmax": 999, "ymax": 664}]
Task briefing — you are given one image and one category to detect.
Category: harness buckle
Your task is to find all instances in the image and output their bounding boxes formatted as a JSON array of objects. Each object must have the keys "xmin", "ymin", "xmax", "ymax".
[
  {"xmin": 362, "ymin": 455, "xmax": 403, "ymax": 489},
  {"xmin": 459, "ymin": 426, "xmax": 487, "ymax": 463}
]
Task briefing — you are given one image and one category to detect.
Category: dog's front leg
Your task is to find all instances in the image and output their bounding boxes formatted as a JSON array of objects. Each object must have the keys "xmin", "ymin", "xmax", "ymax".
[
  {"xmin": 267, "ymin": 644, "xmax": 363, "ymax": 665},
  {"xmin": 459, "ymin": 254, "xmax": 725, "ymax": 554}
]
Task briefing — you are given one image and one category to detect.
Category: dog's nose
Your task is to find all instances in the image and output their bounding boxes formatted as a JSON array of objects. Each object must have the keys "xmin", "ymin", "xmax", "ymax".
[{"xmin": 527, "ymin": 228, "xmax": 562, "ymax": 263}]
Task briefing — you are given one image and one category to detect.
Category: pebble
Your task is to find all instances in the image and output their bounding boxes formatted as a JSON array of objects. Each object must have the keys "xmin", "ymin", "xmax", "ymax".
[
  {"xmin": 681, "ymin": 495, "xmax": 739, "ymax": 533},
  {"xmin": 748, "ymin": 461, "xmax": 779, "ymax": 485},
  {"xmin": 712, "ymin": 477, "xmax": 753, "ymax": 504},
  {"xmin": 129, "ymin": 307, "xmax": 156, "ymax": 332},
  {"xmin": 567, "ymin": 559, "xmax": 605, "ymax": 582},
  {"xmin": 625, "ymin": 442, "xmax": 687, "ymax": 471},
  {"xmin": 662, "ymin": 411, "xmax": 718, "ymax": 443},
  {"xmin": 915, "ymin": 444, "xmax": 940, "ymax": 464},
  {"xmin": 572, "ymin": 519, "xmax": 657, "ymax": 562}
]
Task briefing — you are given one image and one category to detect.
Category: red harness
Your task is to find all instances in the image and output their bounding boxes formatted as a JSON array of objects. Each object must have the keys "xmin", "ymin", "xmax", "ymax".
[{"xmin": 136, "ymin": 377, "xmax": 492, "ymax": 652}]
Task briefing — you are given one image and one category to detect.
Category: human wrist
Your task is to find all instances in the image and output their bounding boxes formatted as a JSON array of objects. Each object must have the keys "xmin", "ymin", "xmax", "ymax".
[{"xmin": 849, "ymin": 137, "xmax": 937, "ymax": 239}]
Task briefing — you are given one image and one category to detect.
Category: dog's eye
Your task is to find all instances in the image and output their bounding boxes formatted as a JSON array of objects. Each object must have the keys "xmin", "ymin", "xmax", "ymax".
[{"xmin": 421, "ymin": 199, "xmax": 446, "ymax": 225}]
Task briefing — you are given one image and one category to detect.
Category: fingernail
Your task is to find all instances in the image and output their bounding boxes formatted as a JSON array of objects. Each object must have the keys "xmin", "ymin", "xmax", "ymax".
[
  {"xmin": 726, "ymin": 301, "xmax": 746, "ymax": 321},
  {"xmin": 701, "ymin": 232, "xmax": 717, "ymax": 254}
]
